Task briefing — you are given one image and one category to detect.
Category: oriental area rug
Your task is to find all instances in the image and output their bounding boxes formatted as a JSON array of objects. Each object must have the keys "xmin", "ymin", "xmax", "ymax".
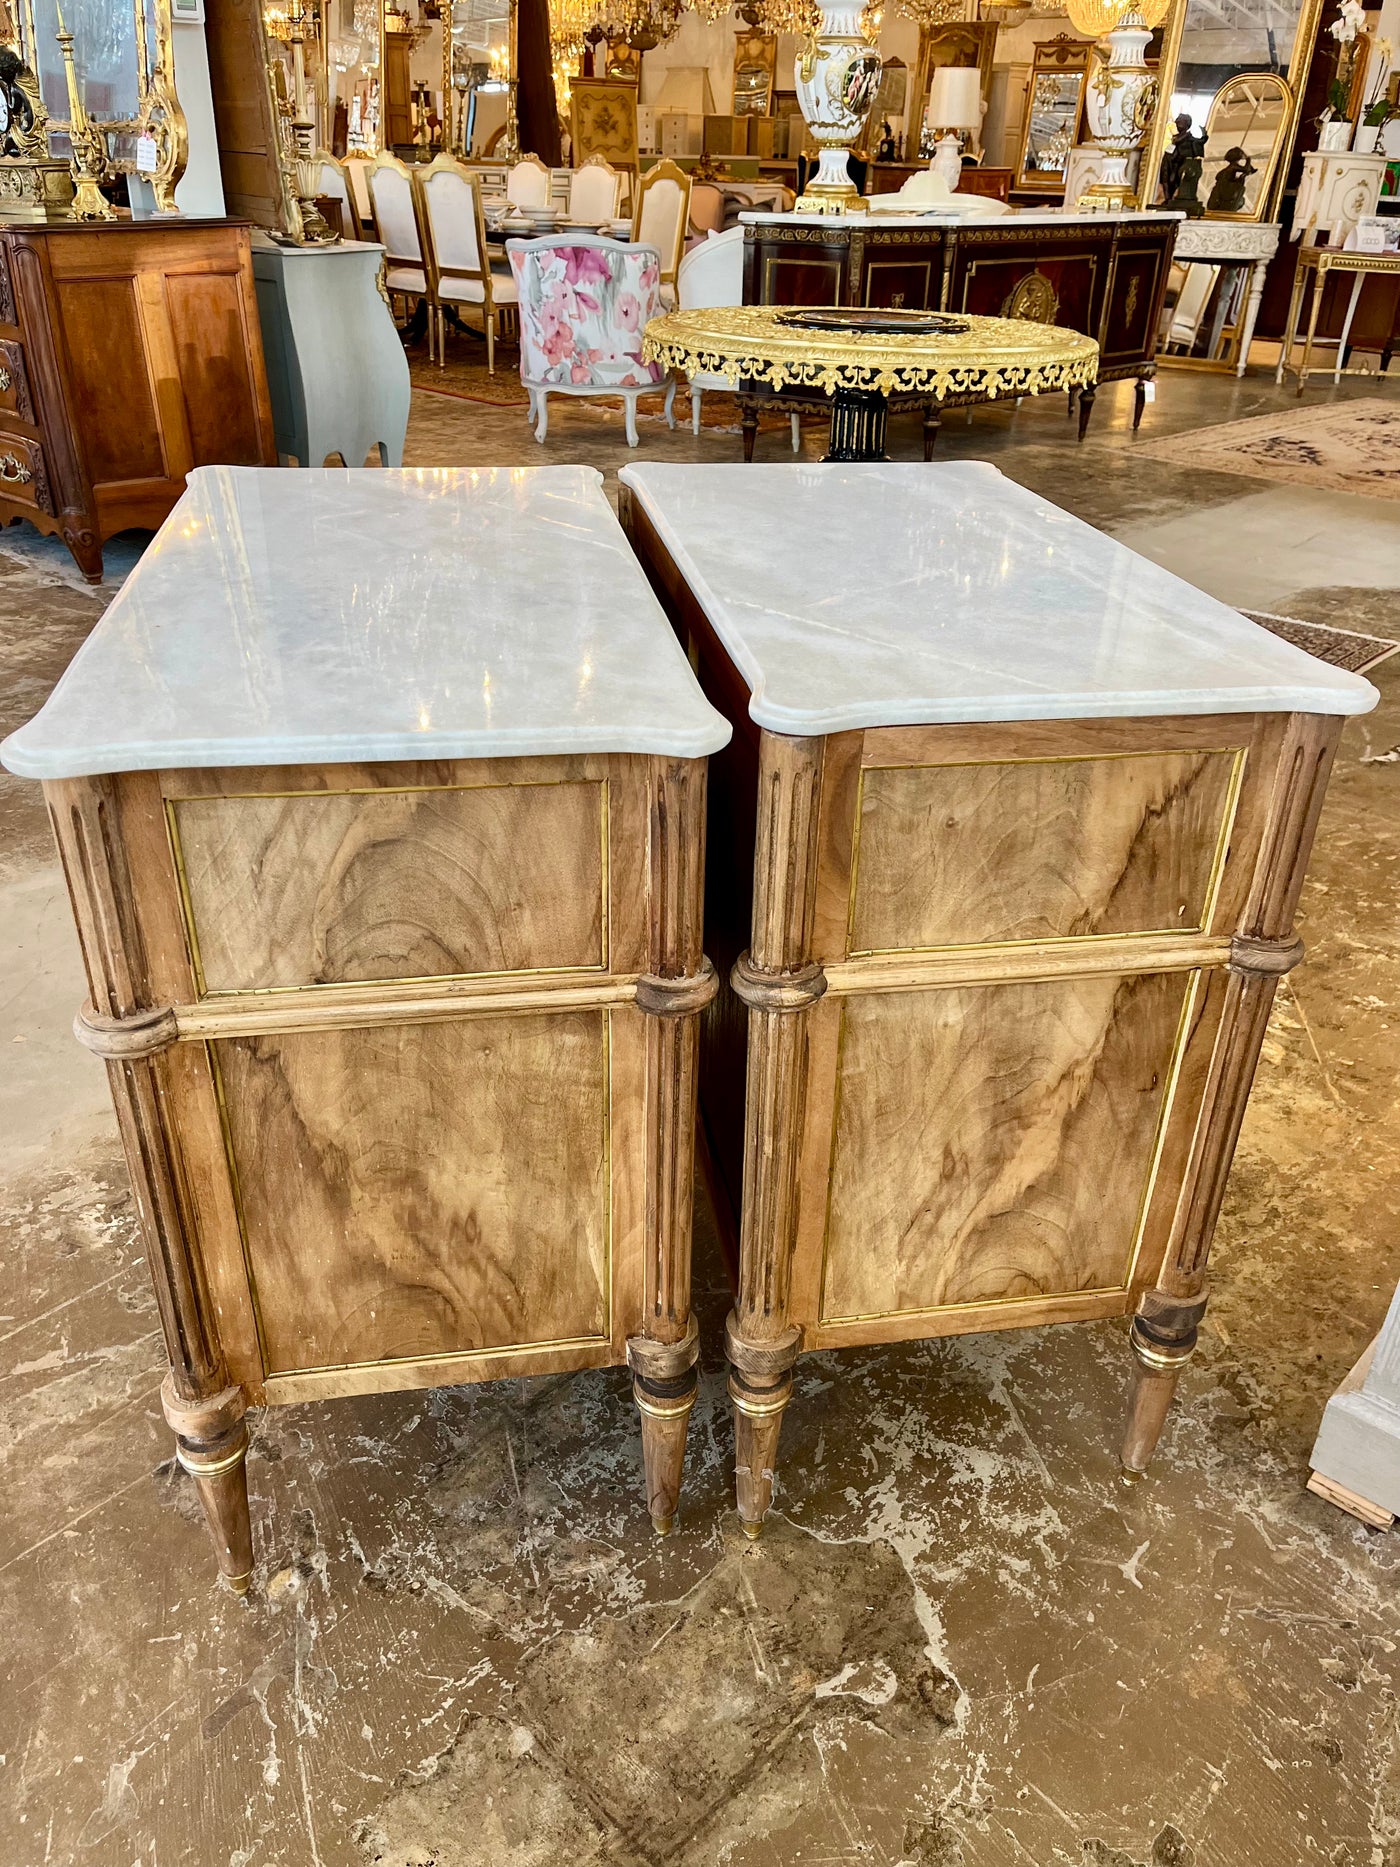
[{"xmin": 1137, "ymin": 398, "xmax": 1400, "ymax": 502}]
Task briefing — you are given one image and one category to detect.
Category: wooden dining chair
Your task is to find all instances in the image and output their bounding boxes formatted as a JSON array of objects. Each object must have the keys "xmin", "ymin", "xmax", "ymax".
[
  {"xmin": 366, "ymin": 152, "xmax": 434, "ymax": 357},
  {"xmin": 631, "ymin": 159, "xmax": 692, "ymax": 307},
  {"xmin": 506, "ymin": 154, "xmax": 552, "ymax": 210},
  {"xmin": 315, "ymin": 150, "xmax": 361, "ymax": 239},
  {"xmin": 569, "ymin": 154, "xmax": 622, "ymax": 224},
  {"xmin": 418, "ymin": 153, "xmax": 519, "ymax": 373}
]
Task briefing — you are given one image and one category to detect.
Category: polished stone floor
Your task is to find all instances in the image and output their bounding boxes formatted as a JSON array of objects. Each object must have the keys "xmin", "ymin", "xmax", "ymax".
[{"xmin": 2, "ymin": 364, "xmax": 1398, "ymax": 1867}]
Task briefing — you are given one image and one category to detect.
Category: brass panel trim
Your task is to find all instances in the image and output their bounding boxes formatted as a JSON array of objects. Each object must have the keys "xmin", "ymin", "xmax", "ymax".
[
  {"xmin": 844, "ymin": 747, "xmax": 1246, "ymax": 958},
  {"xmin": 815, "ymin": 966, "xmax": 1200, "ymax": 1329},
  {"xmin": 816, "ymin": 1283, "xmax": 1133, "ymax": 1334},
  {"xmin": 761, "ymin": 252, "xmax": 844, "ymax": 302},
  {"xmin": 262, "ymin": 1335, "xmax": 618, "ymax": 1404},
  {"xmin": 959, "ymin": 251, "xmax": 1100, "ymax": 315},
  {"xmin": 165, "ymin": 774, "xmax": 611, "ymax": 999},
  {"xmin": 207, "ymin": 1005, "xmax": 614, "ymax": 1384},
  {"xmin": 863, "ymin": 260, "xmax": 934, "ymax": 308}
]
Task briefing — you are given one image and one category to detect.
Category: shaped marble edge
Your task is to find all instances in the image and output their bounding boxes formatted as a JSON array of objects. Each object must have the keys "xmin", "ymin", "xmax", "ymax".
[
  {"xmin": 617, "ymin": 460, "xmax": 1381, "ymax": 736},
  {"xmin": 1, "ymin": 464, "xmax": 732, "ymax": 780}
]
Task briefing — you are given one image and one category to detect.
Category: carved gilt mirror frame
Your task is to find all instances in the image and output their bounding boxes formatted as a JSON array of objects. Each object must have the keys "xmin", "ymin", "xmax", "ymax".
[
  {"xmin": 15, "ymin": 0, "xmax": 187, "ymax": 207},
  {"xmin": 1139, "ymin": 0, "xmax": 1325, "ymax": 220}
]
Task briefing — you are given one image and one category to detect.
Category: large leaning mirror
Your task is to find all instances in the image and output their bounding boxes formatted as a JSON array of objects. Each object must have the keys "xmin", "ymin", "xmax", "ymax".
[
  {"xmin": 1142, "ymin": 0, "xmax": 1324, "ymax": 220},
  {"xmin": 1015, "ymin": 35, "xmax": 1091, "ymax": 194}
]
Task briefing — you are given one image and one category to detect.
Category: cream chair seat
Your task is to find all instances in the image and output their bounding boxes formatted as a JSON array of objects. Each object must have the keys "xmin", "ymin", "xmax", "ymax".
[
  {"xmin": 418, "ymin": 154, "xmax": 519, "ymax": 372},
  {"xmin": 676, "ymin": 226, "xmax": 798, "ymax": 451}
]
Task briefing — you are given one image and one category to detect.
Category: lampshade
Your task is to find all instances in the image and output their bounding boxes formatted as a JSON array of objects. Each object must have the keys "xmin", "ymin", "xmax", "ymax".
[
  {"xmin": 1064, "ymin": 0, "xmax": 1168, "ymax": 33},
  {"xmin": 927, "ymin": 64, "xmax": 982, "ymax": 131}
]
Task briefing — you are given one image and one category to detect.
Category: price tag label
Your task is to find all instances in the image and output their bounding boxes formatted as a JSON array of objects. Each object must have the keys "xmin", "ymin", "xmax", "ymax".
[
  {"xmin": 136, "ymin": 134, "xmax": 158, "ymax": 174},
  {"xmin": 1141, "ymin": 380, "xmax": 1156, "ymax": 403}
]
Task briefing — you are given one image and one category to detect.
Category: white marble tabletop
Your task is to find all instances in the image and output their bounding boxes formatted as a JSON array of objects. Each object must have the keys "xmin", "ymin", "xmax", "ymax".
[
  {"xmin": 2, "ymin": 465, "xmax": 731, "ymax": 779},
  {"xmin": 618, "ymin": 461, "xmax": 1379, "ymax": 734}
]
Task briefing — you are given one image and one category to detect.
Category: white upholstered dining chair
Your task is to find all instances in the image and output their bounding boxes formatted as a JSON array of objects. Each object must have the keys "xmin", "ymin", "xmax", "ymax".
[
  {"xmin": 418, "ymin": 153, "xmax": 519, "ymax": 372},
  {"xmin": 568, "ymin": 153, "xmax": 622, "ymax": 225},
  {"xmin": 314, "ymin": 151, "xmax": 361, "ymax": 238},
  {"xmin": 344, "ymin": 153, "xmax": 376, "ymax": 235},
  {"xmin": 676, "ymin": 227, "xmax": 799, "ymax": 449},
  {"xmin": 631, "ymin": 159, "xmax": 691, "ymax": 307},
  {"xmin": 506, "ymin": 154, "xmax": 552, "ymax": 209},
  {"xmin": 366, "ymin": 152, "xmax": 433, "ymax": 354}
]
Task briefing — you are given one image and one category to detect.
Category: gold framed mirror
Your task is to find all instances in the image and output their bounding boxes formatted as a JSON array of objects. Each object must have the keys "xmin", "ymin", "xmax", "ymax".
[
  {"xmin": 1015, "ymin": 34, "xmax": 1091, "ymax": 194},
  {"xmin": 910, "ymin": 21, "xmax": 995, "ymax": 160},
  {"xmin": 1200, "ymin": 70, "xmax": 1292, "ymax": 219},
  {"xmin": 732, "ymin": 26, "xmax": 776, "ymax": 119},
  {"xmin": 13, "ymin": 0, "xmax": 186, "ymax": 207},
  {"xmin": 1140, "ymin": 0, "xmax": 1325, "ymax": 219}
]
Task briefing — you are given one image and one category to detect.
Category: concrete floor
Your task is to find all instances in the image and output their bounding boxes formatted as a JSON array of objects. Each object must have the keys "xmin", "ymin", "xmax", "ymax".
[{"xmin": 2, "ymin": 365, "xmax": 1399, "ymax": 1867}]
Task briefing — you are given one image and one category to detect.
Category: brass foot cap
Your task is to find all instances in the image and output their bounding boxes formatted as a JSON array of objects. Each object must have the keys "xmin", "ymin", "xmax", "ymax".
[
  {"xmin": 1118, "ymin": 1464, "xmax": 1147, "ymax": 1486},
  {"xmin": 740, "ymin": 1518, "xmax": 764, "ymax": 1541},
  {"xmin": 224, "ymin": 1570, "xmax": 254, "ymax": 1595},
  {"xmin": 652, "ymin": 1514, "xmax": 675, "ymax": 1538}
]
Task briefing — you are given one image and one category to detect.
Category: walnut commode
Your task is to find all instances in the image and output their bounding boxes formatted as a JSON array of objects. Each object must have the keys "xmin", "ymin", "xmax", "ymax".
[
  {"xmin": 620, "ymin": 458, "xmax": 1377, "ymax": 1536},
  {"xmin": 3, "ymin": 464, "xmax": 731, "ymax": 1588}
]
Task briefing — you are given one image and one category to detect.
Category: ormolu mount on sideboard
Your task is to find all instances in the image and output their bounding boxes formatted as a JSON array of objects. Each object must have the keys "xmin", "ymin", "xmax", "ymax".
[{"xmin": 0, "ymin": 220, "xmax": 275, "ymax": 582}]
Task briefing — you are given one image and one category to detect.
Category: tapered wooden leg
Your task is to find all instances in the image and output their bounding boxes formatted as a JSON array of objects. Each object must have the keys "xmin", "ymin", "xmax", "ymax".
[
  {"xmin": 1077, "ymin": 381, "xmax": 1097, "ymax": 440},
  {"xmin": 740, "ymin": 399, "xmax": 759, "ymax": 462},
  {"xmin": 47, "ymin": 774, "xmax": 255, "ymax": 1591},
  {"xmin": 1120, "ymin": 1290, "xmax": 1208, "ymax": 1475},
  {"xmin": 163, "ymin": 1374, "xmax": 254, "ymax": 1590},
  {"xmin": 1118, "ymin": 713, "xmax": 1343, "ymax": 1474},
  {"xmin": 626, "ymin": 757, "xmax": 714, "ymax": 1535},
  {"xmin": 726, "ymin": 732, "xmax": 826, "ymax": 1536},
  {"xmin": 923, "ymin": 409, "xmax": 941, "ymax": 459},
  {"xmin": 1133, "ymin": 376, "xmax": 1149, "ymax": 429}
]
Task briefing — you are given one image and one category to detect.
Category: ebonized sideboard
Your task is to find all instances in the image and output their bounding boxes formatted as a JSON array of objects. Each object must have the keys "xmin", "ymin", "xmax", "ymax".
[{"xmin": 740, "ymin": 209, "xmax": 1179, "ymax": 439}]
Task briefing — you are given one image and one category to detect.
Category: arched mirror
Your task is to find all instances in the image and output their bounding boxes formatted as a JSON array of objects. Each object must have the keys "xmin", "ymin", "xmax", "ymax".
[{"xmin": 1199, "ymin": 70, "xmax": 1291, "ymax": 219}]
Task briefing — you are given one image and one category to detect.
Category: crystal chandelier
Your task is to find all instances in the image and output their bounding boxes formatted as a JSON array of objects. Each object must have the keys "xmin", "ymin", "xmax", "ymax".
[{"xmin": 894, "ymin": 0, "xmax": 968, "ymax": 26}]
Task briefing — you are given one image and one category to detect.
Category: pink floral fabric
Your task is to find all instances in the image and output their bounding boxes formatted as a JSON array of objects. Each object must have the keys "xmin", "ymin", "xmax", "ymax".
[{"xmin": 509, "ymin": 237, "xmax": 667, "ymax": 389}]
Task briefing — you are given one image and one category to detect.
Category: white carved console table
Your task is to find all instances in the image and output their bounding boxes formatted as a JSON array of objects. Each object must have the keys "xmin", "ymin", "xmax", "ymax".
[
  {"xmin": 1171, "ymin": 220, "xmax": 1281, "ymax": 376},
  {"xmin": 1310, "ymin": 1279, "xmax": 1400, "ymax": 1529}
]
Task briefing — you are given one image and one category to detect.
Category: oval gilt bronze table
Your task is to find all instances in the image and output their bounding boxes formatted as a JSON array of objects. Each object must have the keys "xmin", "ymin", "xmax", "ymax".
[{"xmin": 642, "ymin": 305, "xmax": 1100, "ymax": 462}]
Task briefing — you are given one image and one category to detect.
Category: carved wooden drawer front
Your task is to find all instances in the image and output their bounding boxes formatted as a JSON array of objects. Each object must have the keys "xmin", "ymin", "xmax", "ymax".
[
  {"xmin": 0, "ymin": 338, "xmax": 35, "ymax": 426},
  {"xmin": 214, "ymin": 1009, "xmax": 611, "ymax": 1377},
  {"xmin": 170, "ymin": 778, "xmax": 609, "ymax": 992},
  {"xmin": 847, "ymin": 748, "xmax": 1242, "ymax": 954},
  {"xmin": 0, "ymin": 431, "xmax": 53, "ymax": 515}
]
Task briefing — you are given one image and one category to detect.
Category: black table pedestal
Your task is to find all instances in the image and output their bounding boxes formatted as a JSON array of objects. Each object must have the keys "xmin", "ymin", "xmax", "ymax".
[{"xmin": 824, "ymin": 386, "xmax": 890, "ymax": 462}]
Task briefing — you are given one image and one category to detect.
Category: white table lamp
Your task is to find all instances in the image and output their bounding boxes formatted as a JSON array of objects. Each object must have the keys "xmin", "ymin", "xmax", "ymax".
[{"xmin": 927, "ymin": 65, "xmax": 982, "ymax": 189}]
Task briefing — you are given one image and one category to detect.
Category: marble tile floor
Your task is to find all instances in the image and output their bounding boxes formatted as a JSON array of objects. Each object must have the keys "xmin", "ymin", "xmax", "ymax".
[{"xmin": 1, "ymin": 367, "xmax": 1398, "ymax": 1867}]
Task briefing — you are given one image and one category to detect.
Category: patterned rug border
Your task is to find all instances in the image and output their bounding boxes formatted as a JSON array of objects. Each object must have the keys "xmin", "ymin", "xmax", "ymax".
[
  {"xmin": 1134, "ymin": 397, "xmax": 1400, "ymax": 503},
  {"xmin": 1242, "ymin": 609, "xmax": 1399, "ymax": 675}
]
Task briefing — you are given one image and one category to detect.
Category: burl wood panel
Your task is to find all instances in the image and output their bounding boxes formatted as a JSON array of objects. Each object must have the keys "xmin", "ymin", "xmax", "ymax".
[
  {"xmin": 849, "ymin": 750, "xmax": 1241, "ymax": 955},
  {"xmin": 215, "ymin": 1009, "xmax": 610, "ymax": 1375},
  {"xmin": 819, "ymin": 969, "xmax": 1191, "ymax": 1324},
  {"xmin": 172, "ymin": 780, "xmax": 607, "ymax": 992}
]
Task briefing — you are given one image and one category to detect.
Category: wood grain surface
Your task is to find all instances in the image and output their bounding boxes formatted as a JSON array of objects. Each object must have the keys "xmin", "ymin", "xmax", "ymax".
[
  {"xmin": 819, "ymin": 969, "xmax": 1191, "ymax": 1323},
  {"xmin": 849, "ymin": 750, "xmax": 1240, "ymax": 954},
  {"xmin": 216, "ymin": 1010, "xmax": 610, "ymax": 1374},
  {"xmin": 173, "ymin": 780, "xmax": 607, "ymax": 992}
]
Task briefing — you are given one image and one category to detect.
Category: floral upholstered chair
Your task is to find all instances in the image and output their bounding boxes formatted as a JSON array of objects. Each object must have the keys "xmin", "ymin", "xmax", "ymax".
[{"xmin": 507, "ymin": 234, "xmax": 676, "ymax": 446}]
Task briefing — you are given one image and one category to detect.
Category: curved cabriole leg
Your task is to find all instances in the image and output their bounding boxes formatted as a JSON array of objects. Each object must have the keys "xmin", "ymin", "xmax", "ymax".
[
  {"xmin": 1119, "ymin": 714, "xmax": 1342, "ymax": 1476},
  {"xmin": 163, "ymin": 1375, "xmax": 254, "ymax": 1591},
  {"xmin": 628, "ymin": 757, "xmax": 714, "ymax": 1535}
]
